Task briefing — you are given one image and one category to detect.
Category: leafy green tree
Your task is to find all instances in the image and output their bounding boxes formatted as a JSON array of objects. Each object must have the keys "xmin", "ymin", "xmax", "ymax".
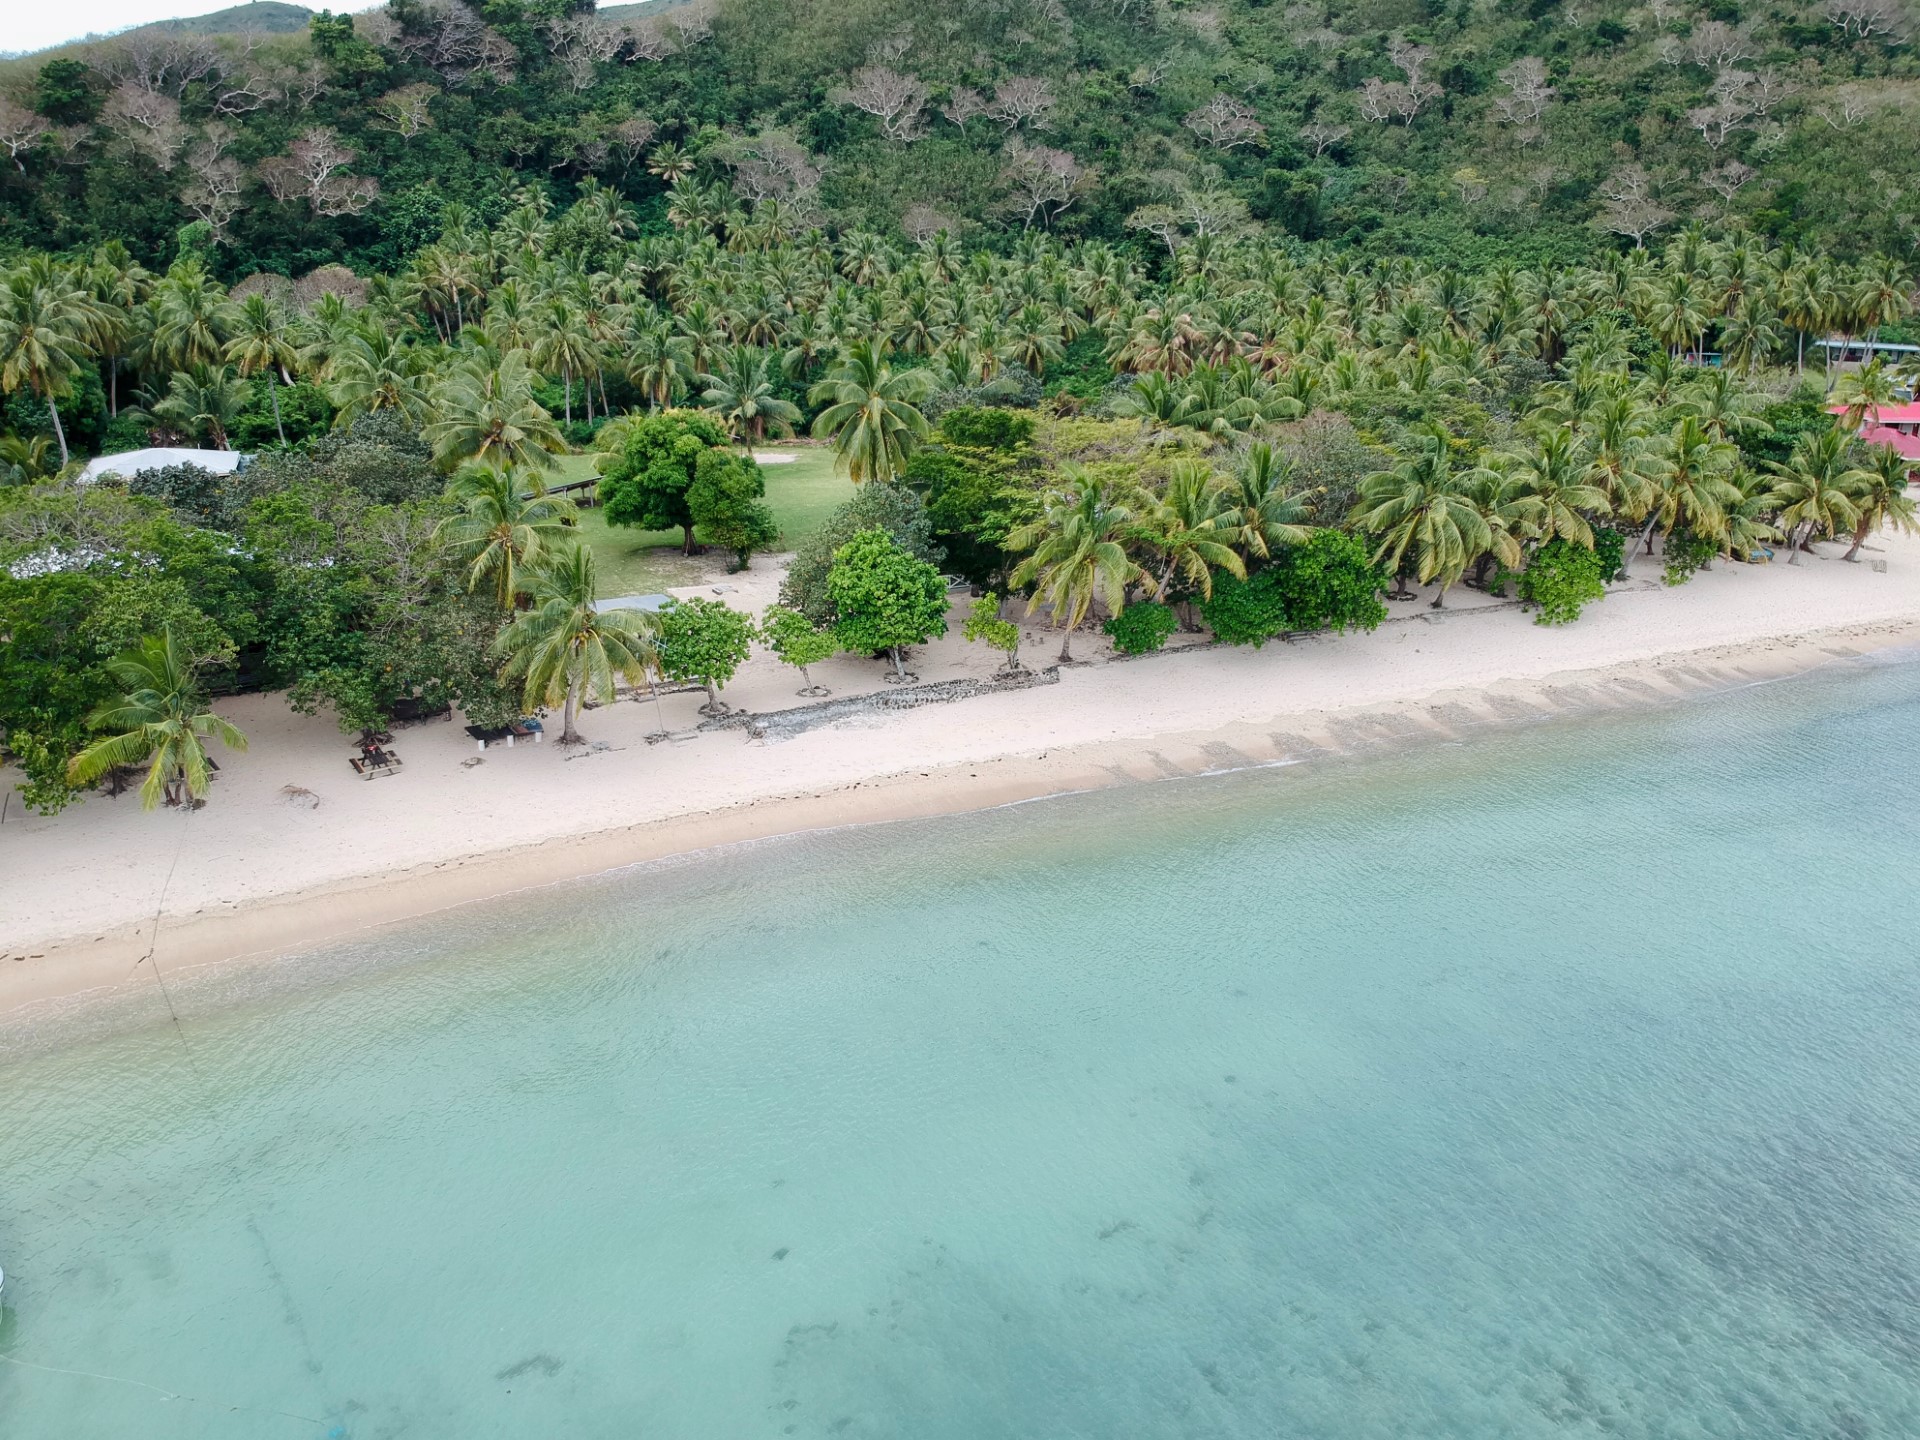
[
  {"xmin": 66, "ymin": 627, "xmax": 247, "ymax": 810},
  {"xmin": 34, "ymin": 57, "xmax": 99, "ymax": 125},
  {"xmin": 597, "ymin": 409, "xmax": 733, "ymax": 554},
  {"xmin": 964, "ymin": 593, "xmax": 1025, "ymax": 669},
  {"xmin": 656, "ymin": 596, "xmax": 756, "ymax": 712},
  {"xmin": 809, "ymin": 339, "xmax": 936, "ymax": 484},
  {"xmin": 496, "ymin": 546, "xmax": 657, "ymax": 745},
  {"xmin": 760, "ymin": 604, "xmax": 838, "ymax": 695},
  {"xmin": 779, "ymin": 481, "xmax": 943, "ymax": 627},
  {"xmin": 826, "ymin": 527, "xmax": 950, "ymax": 681},
  {"xmin": 1103, "ymin": 601, "xmax": 1177, "ymax": 655},
  {"xmin": 687, "ymin": 451, "xmax": 780, "ymax": 569}
]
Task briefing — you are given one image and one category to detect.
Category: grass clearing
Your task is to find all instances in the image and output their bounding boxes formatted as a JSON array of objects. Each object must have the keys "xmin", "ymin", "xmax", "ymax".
[{"xmin": 548, "ymin": 447, "xmax": 855, "ymax": 597}]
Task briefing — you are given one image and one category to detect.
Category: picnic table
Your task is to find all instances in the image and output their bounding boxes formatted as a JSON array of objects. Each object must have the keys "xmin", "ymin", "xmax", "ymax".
[{"xmin": 349, "ymin": 743, "xmax": 403, "ymax": 780}]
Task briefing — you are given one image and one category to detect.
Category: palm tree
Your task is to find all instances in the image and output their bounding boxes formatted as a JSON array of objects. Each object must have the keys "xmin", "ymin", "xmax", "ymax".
[
  {"xmin": 625, "ymin": 318, "xmax": 694, "ymax": 408},
  {"xmin": 1143, "ymin": 459, "xmax": 1246, "ymax": 601},
  {"xmin": 327, "ymin": 324, "xmax": 432, "ymax": 428},
  {"xmin": 147, "ymin": 258, "xmax": 235, "ymax": 373},
  {"xmin": 1840, "ymin": 443, "xmax": 1920, "ymax": 561},
  {"xmin": 699, "ymin": 345, "xmax": 802, "ymax": 441},
  {"xmin": 808, "ymin": 339, "xmax": 935, "ymax": 484},
  {"xmin": 1832, "ymin": 358, "xmax": 1899, "ymax": 436},
  {"xmin": 426, "ymin": 351, "xmax": 566, "ymax": 473},
  {"xmin": 223, "ymin": 292, "xmax": 299, "ymax": 444},
  {"xmin": 0, "ymin": 257, "xmax": 106, "ymax": 466},
  {"xmin": 148, "ymin": 364, "xmax": 249, "ymax": 449},
  {"xmin": 496, "ymin": 545, "xmax": 659, "ymax": 745},
  {"xmin": 1223, "ymin": 441, "xmax": 1316, "ymax": 560},
  {"xmin": 1763, "ymin": 428, "xmax": 1866, "ymax": 565},
  {"xmin": 1650, "ymin": 415, "xmax": 1742, "ymax": 554},
  {"xmin": 437, "ymin": 466, "xmax": 579, "ymax": 609},
  {"xmin": 1501, "ymin": 427, "xmax": 1610, "ymax": 548},
  {"xmin": 1353, "ymin": 431, "xmax": 1499, "ymax": 607},
  {"xmin": 1006, "ymin": 469, "xmax": 1146, "ymax": 661},
  {"xmin": 66, "ymin": 627, "xmax": 247, "ymax": 810}
]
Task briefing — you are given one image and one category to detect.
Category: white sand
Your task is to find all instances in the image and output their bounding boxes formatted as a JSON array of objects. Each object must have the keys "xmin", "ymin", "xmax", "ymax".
[{"xmin": 6, "ymin": 535, "xmax": 1920, "ymax": 1012}]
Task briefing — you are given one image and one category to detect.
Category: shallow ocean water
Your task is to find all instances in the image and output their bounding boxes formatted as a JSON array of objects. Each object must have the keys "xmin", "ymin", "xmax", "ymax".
[{"xmin": 4, "ymin": 657, "xmax": 1920, "ymax": 1438}]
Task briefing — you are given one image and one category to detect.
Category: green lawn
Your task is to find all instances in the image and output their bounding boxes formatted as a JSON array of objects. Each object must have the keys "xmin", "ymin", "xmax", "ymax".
[{"xmin": 550, "ymin": 447, "xmax": 854, "ymax": 597}]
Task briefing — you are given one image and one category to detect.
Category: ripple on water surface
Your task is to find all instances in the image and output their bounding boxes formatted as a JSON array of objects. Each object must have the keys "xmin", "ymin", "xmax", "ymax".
[{"xmin": 3, "ymin": 658, "xmax": 1920, "ymax": 1438}]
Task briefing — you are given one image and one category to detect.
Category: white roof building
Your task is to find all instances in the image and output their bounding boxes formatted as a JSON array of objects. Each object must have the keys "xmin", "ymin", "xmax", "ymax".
[{"xmin": 80, "ymin": 448, "xmax": 250, "ymax": 484}]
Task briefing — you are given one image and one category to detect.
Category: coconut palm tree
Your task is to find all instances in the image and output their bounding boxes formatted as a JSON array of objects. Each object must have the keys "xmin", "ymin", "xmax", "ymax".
[
  {"xmin": 1840, "ymin": 443, "xmax": 1920, "ymax": 561},
  {"xmin": 1353, "ymin": 430, "xmax": 1499, "ymax": 607},
  {"xmin": 699, "ymin": 345, "xmax": 802, "ymax": 441},
  {"xmin": 146, "ymin": 258, "xmax": 235, "ymax": 374},
  {"xmin": 223, "ymin": 292, "xmax": 299, "ymax": 444},
  {"xmin": 625, "ymin": 317, "xmax": 694, "ymax": 408},
  {"xmin": 808, "ymin": 339, "xmax": 935, "ymax": 484},
  {"xmin": 327, "ymin": 324, "xmax": 432, "ymax": 428},
  {"xmin": 437, "ymin": 466, "xmax": 579, "ymax": 609},
  {"xmin": 496, "ymin": 545, "xmax": 659, "ymax": 745},
  {"xmin": 1763, "ymin": 428, "xmax": 1866, "ymax": 565},
  {"xmin": 148, "ymin": 364, "xmax": 249, "ymax": 450},
  {"xmin": 1649, "ymin": 416, "xmax": 1741, "ymax": 553},
  {"xmin": 1832, "ymin": 358, "xmax": 1899, "ymax": 436},
  {"xmin": 0, "ymin": 256, "xmax": 107, "ymax": 466},
  {"xmin": 66, "ymin": 627, "xmax": 248, "ymax": 810},
  {"xmin": 1500, "ymin": 426, "xmax": 1610, "ymax": 548},
  {"xmin": 1142, "ymin": 459, "xmax": 1246, "ymax": 602},
  {"xmin": 1006, "ymin": 468, "xmax": 1146, "ymax": 661},
  {"xmin": 1223, "ymin": 440, "xmax": 1316, "ymax": 560},
  {"xmin": 426, "ymin": 350, "xmax": 565, "ymax": 473}
]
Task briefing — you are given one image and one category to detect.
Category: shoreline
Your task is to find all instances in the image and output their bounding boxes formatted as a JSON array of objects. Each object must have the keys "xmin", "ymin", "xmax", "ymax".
[{"xmin": 5, "ymin": 610, "xmax": 1917, "ymax": 1025}]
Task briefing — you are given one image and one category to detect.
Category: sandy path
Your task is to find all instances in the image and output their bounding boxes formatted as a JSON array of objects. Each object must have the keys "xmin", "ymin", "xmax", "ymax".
[{"xmin": 5, "ymin": 535, "xmax": 1920, "ymax": 1014}]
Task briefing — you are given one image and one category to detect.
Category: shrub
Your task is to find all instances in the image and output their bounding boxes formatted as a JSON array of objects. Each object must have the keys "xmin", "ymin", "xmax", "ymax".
[
  {"xmin": 1591, "ymin": 525, "xmax": 1627, "ymax": 585},
  {"xmin": 1662, "ymin": 529, "xmax": 1719, "ymax": 587},
  {"xmin": 936, "ymin": 407, "xmax": 1035, "ymax": 451},
  {"xmin": 826, "ymin": 528, "xmax": 950, "ymax": 679},
  {"xmin": 1104, "ymin": 601, "xmax": 1177, "ymax": 655},
  {"xmin": 1518, "ymin": 539, "xmax": 1607, "ymax": 625},
  {"xmin": 1268, "ymin": 530, "xmax": 1387, "ymax": 634},
  {"xmin": 1199, "ymin": 570, "xmax": 1290, "ymax": 648}
]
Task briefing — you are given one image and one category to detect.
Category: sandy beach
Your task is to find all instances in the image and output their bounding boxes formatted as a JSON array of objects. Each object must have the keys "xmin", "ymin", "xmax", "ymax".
[{"xmin": 6, "ymin": 533, "xmax": 1920, "ymax": 1017}]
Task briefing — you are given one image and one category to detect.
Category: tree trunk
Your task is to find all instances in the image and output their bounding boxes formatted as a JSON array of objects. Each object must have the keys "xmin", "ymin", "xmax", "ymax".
[
  {"xmin": 889, "ymin": 647, "xmax": 908, "ymax": 680},
  {"xmin": 1429, "ymin": 580, "xmax": 1449, "ymax": 609},
  {"xmin": 1058, "ymin": 628, "xmax": 1074, "ymax": 663},
  {"xmin": 681, "ymin": 523, "xmax": 696, "ymax": 555},
  {"xmin": 1844, "ymin": 516, "xmax": 1872, "ymax": 561},
  {"xmin": 563, "ymin": 369, "xmax": 572, "ymax": 426},
  {"xmin": 562, "ymin": 681, "xmax": 582, "ymax": 744},
  {"xmin": 1786, "ymin": 521, "xmax": 1809, "ymax": 565},
  {"xmin": 269, "ymin": 373, "xmax": 286, "ymax": 445},
  {"xmin": 109, "ymin": 359, "xmax": 118, "ymax": 417},
  {"xmin": 46, "ymin": 392, "xmax": 69, "ymax": 466}
]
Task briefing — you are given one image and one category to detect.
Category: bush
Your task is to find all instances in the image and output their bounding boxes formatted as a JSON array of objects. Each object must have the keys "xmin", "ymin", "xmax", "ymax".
[
  {"xmin": 826, "ymin": 528, "xmax": 950, "ymax": 678},
  {"xmin": 1200, "ymin": 571, "xmax": 1291, "ymax": 648},
  {"xmin": 1104, "ymin": 601, "xmax": 1177, "ymax": 655},
  {"xmin": 127, "ymin": 463, "xmax": 245, "ymax": 532},
  {"xmin": 1518, "ymin": 539, "xmax": 1607, "ymax": 625},
  {"xmin": 1268, "ymin": 530, "xmax": 1387, "ymax": 634},
  {"xmin": 1662, "ymin": 529, "xmax": 1719, "ymax": 587},
  {"xmin": 687, "ymin": 452, "xmax": 779, "ymax": 569},
  {"xmin": 936, "ymin": 407, "xmax": 1035, "ymax": 451},
  {"xmin": 1591, "ymin": 525, "xmax": 1627, "ymax": 585}
]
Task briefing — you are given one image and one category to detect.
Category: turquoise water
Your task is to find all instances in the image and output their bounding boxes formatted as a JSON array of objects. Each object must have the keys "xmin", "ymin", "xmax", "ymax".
[{"xmin": 5, "ymin": 660, "xmax": 1920, "ymax": 1438}]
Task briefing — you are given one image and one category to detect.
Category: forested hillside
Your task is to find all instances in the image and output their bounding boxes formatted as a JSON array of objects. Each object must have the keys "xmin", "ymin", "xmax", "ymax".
[{"xmin": 2, "ymin": 0, "xmax": 1918, "ymax": 276}]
